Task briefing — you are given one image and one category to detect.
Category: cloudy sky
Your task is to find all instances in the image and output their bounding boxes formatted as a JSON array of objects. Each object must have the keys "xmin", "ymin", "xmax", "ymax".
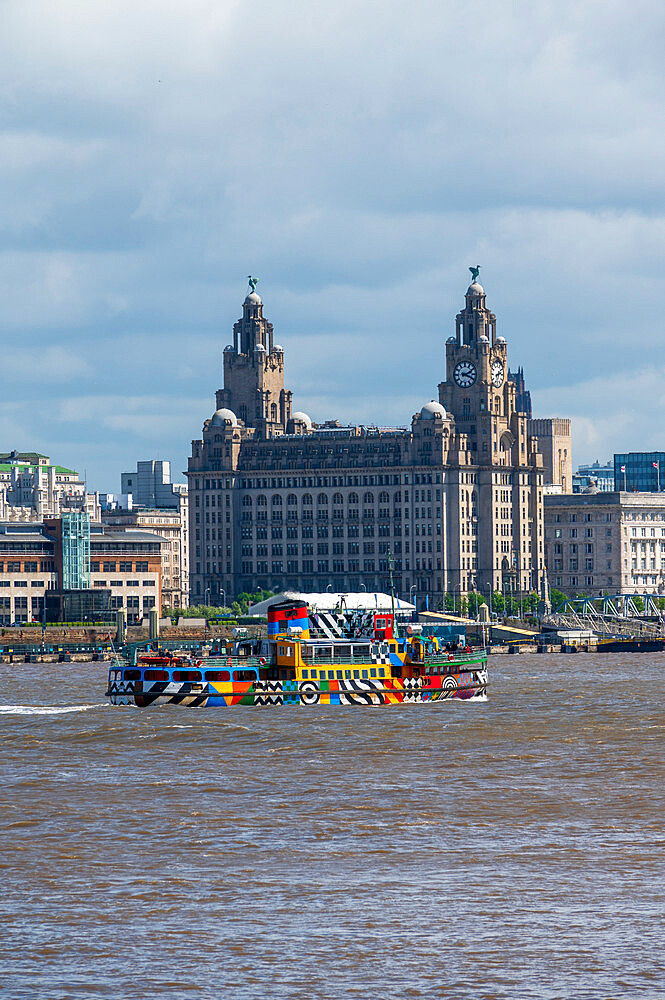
[{"xmin": 1, "ymin": 0, "xmax": 663, "ymax": 489}]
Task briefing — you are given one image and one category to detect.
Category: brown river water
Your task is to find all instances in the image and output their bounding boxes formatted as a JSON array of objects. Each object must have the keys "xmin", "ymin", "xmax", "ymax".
[{"xmin": 0, "ymin": 653, "xmax": 664, "ymax": 1000}]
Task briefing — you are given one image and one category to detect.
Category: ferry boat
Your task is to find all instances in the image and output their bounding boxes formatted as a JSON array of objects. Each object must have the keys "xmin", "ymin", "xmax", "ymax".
[{"xmin": 106, "ymin": 600, "xmax": 488, "ymax": 708}]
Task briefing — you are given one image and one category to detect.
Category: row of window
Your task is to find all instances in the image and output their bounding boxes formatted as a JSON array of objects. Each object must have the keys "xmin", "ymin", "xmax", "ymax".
[{"xmin": 91, "ymin": 561, "xmax": 150, "ymax": 572}]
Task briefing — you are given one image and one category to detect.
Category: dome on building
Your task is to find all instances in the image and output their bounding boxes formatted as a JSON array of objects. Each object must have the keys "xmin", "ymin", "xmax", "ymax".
[
  {"xmin": 479, "ymin": 333, "xmax": 490, "ymax": 343},
  {"xmin": 210, "ymin": 408, "xmax": 238, "ymax": 427},
  {"xmin": 254, "ymin": 342, "xmax": 266, "ymax": 351},
  {"xmin": 467, "ymin": 282, "xmax": 485, "ymax": 297},
  {"xmin": 496, "ymin": 335, "xmax": 506, "ymax": 343},
  {"xmin": 420, "ymin": 401, "xmax": 446, "ymax": 420},
  {"xmin": 291, "ymin": 411, "xmax": 312, "ymax": 428},
  {"xmin": 245, "ymin": 291, "xmax": 262, "ymax": 305},
  {"xmin": 273, "ymin": 344, "xmax": 284, "ymax": 352},
  {"xmin": 446, "ymin": 336, "xmax": 456, "ymax": 344},
  {"xmin": 224, "ymin": 344, "xmax": 234, "ymax": 352}
]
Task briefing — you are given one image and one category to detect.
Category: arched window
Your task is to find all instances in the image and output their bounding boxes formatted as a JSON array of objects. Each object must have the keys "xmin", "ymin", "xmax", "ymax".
[
  {"xmin": 378, "ymin": 491, "xmax": 389, "ymax": 503},
  {"xmin": 272, "ymin": 495, "xmax": 282, "ymax": 505},
  {"xmin": 270, "ymin": 403, "xmax": 278, "ymax": 422},
  {"xmin": 257, "ymin": 495, "xmax": 267, "ymax": 507},
  {"xmin": 348, "ymin": 492, "xmax": 359, "ymax": 504},
  {"xmin": 317, "ymin": 493, "xmax": 328, "ymax": 504},
  {"xmin": 241, "ymin": 496, "xmax": 252, "ymax": 507},
  {"xmin": 363, "ymin": 492, "xmax": 374, "ymax": 504},
  {"xmin": 333, "ymin": 493, "xmax": 344, "ymax": 505},
  {"xmin": 302, "ymin": 494, "xmax": 313, "ymax": 505},
  {"xmin": 287, "ymin": 494, "xmax": 298, "ymax": 506}
]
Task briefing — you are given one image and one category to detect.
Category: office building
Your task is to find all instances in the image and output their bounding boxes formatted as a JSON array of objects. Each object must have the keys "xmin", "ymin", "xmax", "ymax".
[
  {"xmin": 544, "ymin": 491, "xmax": 665, "ymax": 595},
  {"xmin": 614, "ymin": 452, "xmax": 665, "ymax": 493},
  {"xmin": 187, "ymin": 274, "xmax": 572, "ymax": 604}
]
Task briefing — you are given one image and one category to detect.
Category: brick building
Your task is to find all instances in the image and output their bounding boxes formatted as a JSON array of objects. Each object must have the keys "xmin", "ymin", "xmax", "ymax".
[{"xmin": 0, "ymin": 516, "xmax": 163, "ymax": 625}]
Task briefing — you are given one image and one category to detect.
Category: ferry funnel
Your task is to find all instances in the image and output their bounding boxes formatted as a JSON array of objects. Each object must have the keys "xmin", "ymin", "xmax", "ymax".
[{"xmin": 267, "ymin": 600, "xmax": 310, "ymax": 640}]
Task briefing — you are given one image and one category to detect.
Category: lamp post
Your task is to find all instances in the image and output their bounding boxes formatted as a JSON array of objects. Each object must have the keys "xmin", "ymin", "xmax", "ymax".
[
  {"xmin": 205, "ymin": 586, "xmax": 210, "ymax": 608},
  {"xmin": 409, "ymin": 584, "xmax": 417, "ymax": 610},
  {"xmin": 326, "ymin": 583, "xmax": 333, "ymax": 593},
  {"xmin": 360, "ymin": 582, "xmax": 366, "ymax": 592},
  {"xmin": 220, "ymin": 589, "xmax": 226, "ymax": 611},
  {"xmin": 487, "ymin": 582, "xmax": 493, "ymax": 618}
]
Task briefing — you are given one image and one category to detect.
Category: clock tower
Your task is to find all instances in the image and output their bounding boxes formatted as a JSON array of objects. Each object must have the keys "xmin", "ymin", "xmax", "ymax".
[
  {"xmin": 438, "ymin": 274, "xmax": 519, "ymax": 460},
  {"xmin": 434, "ymin": 270, "xmax": 541, "ymax": 597}
]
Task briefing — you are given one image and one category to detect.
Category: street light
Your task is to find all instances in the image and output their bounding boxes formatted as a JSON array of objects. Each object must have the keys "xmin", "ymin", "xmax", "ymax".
[
  {"xmin": 205, "ymin": 586, "xmax": 210, "ymax": 608},
  {"xmin": 326, "ymin": 583, "xmax": 333, "ymax": 593},
  {"xmin": 220, "ymin": 589, "xmax": 226, "ymax": 611},
  {"xmin": 409, "ymin": 584, "xmax": 417, "ymax": 610},
  {"xmin": 360, "ymin": 582, "xmax": 366, "ymax": 592}
]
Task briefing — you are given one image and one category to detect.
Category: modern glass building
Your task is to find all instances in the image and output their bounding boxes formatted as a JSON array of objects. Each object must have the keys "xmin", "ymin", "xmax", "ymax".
[
  {"xmin": 614, "ymin": 452, "xmax": 665, "ymax": 492},
  {"xmin": 573, "ymin": 460, "xmax": 614, "ymax": 493},
  {"xmin": 61, "ymin": 511, "xmax": 91, "ymax": 590}
]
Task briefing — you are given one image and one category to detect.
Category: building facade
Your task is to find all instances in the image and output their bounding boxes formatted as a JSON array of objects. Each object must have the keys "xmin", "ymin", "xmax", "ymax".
[
  {"xmin": 573, "ymin": 459, "xmax": 614, "ymax": 493},
  {"xmin": 528, "ymin": 418, "xmax": 572, "ymax": 493},
  {"xmin": 614, "ymin": 452, "xmax": 665, "ymax": 493},
  {"xmin": 0, "ymin": 452, "xmax": 101, "ymax": 522},
  {"xmin": 187, "ymin": 276, "xmax": 574, "ymax": 605},
  {"xmin": 544, "ymin": 491, "xmax": 665, "ymax": 595},
  {"xmin": 101, "ymin": 506, "xmax": 189, "ymax": 609},
  {"xmin": 0, "ymin": 517, "xmax": 163, "ymax": 624}
]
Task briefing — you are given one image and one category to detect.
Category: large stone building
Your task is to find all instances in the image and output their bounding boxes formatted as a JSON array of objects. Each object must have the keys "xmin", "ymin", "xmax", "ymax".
[
  {"xmin": 188, "ymin": 274, "xmax": 570, "ymax": 605},
  {"xmin": 0, "ymin": 452, "xmax": 101, "ymax": 522},
  {"xmin": 544, "ymin": 491, "xmax": 665, "ymax": 595}
]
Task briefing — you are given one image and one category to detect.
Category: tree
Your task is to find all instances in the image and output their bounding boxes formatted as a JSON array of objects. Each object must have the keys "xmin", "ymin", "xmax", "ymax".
[{"xmin": 467, "ymin": 592, "xmax": 486, "ymax": 615}]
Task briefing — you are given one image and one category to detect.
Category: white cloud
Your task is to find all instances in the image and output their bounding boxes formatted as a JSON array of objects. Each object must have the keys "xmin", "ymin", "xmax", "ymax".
[{"xmin": 0, "ymin": 0, "xmax": 664, "ymax": 482}]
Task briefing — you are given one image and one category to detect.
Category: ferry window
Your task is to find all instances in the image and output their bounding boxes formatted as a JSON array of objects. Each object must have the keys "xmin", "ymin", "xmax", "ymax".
[
  {"xmin": 173, "ymin": 670, "xmax": 202, "ymax": 682},
  {"xmin": 378, "ymin": 668, "xmax": 385, "ymax": 677},
  {"xmin": 302, "ymin": 669, "xmax": 309, "ymax": 679},
  {"xmin": 278, "ymin": 645, "xmax": 285, "ymax": 655},
  {"xmin": 144, "ymin": 670, "xmax": 168, "ymax": 681},
  {"xmin": 376, "ymin": 618, "xmax": 386, "ymax": 629},
  {"xmin": 285, "ymin": 647, "xmax": 293, "ymax": 657},
  {"xmin": 361, "ymin": 669, "xmax": 368, "ymax": 679},
  {"xmin": 370, "ymin": 668, "xmax": 377, "ymax": 678},
  {"xmin": 344, "ymin": 669, "xmax": 351, "ymax": 678},
  {"xmin": 234, "ymin": 669, "xmax": 258, "ymax": 681},
  {"xmin": 337, "ymin": 670, "xmax": 343, "ymax": 679},
  {"xmin": 328, "ymin": 670, "xmax": 335, "ymax": 679},
  {"xmin": 205, "ymin": 670, "xmax": 230, "ymax": 681},
  {"xmin": 123, "ymin": 669, "xmax": 141, "ymax": 680}
]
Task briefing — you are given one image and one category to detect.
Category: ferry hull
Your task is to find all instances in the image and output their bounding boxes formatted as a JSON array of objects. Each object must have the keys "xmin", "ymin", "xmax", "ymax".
[{"xmin": 107, "ymin": 668, "xmax": 488, "ymax": 708}]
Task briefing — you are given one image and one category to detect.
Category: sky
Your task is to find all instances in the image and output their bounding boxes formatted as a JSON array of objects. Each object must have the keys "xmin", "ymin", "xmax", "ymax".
[{"xmin": 1, "ymin": 0, "xmax": 664, "ymax": 490}]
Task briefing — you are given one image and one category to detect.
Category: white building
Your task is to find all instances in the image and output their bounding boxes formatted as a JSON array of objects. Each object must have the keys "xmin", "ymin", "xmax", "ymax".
[
  {"xmin": 0, "ymin": 451, "xmax": 100, "ymax": 522},
  {"xmin": 544, "ymin": 491, "xmax": 665, "ymax": 595}
]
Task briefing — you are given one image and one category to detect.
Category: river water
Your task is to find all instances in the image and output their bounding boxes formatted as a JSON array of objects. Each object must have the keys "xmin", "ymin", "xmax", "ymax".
[{"xmin": 0, "ymin": 653, "xmax": 664, "ymax": 999}]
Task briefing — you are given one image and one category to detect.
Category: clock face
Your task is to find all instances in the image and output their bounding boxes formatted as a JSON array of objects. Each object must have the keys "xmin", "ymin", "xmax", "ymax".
[
  {"xmin": 491, "ymin": 360, "xmax": 504, "ymax": 387},
  {"xmin": 453, "ymin": 360, "xmax": 477, "ymax": 388}
]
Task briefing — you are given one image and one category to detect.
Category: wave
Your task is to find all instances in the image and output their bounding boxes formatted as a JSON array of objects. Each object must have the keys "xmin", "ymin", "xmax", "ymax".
[{"xmin": 0, "ymin": 703, "xmax": 102, "ymax": 716}]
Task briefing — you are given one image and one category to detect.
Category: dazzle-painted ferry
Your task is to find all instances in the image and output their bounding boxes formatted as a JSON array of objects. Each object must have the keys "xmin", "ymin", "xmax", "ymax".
[{"xmin": 106, "ymin": 600, "xmax": 488, "ymax": 708}]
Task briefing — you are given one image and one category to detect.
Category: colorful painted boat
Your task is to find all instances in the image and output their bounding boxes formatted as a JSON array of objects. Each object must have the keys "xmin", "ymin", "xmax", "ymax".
[{"xmin": 106, "ymin": 600, "xmax": 488, "ymax": 708}]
